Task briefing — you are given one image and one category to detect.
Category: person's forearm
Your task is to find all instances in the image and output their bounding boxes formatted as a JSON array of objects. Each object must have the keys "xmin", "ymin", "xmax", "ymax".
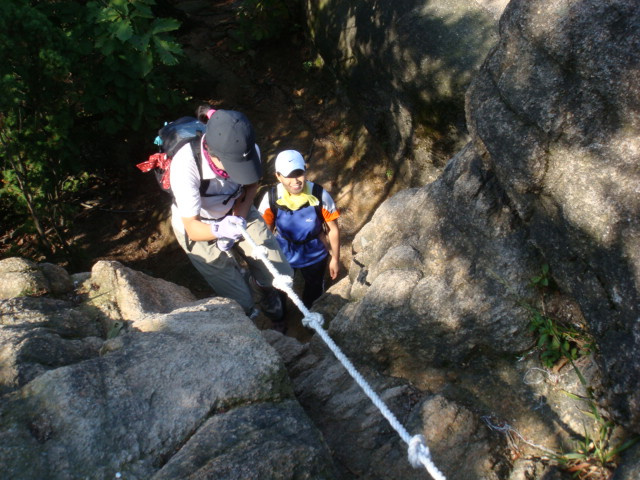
[
  {"xmin": 326, "ymin": 221, "xmax": 340, "ymax": 279},
  {"xmin": 327, "ymin": 223, "xmax": 340, "ymax": 260},
  {"xmin": 232, "ymin": 183, "xmax": 258, "ymax": 218},
  {"xmin": 182, "ymin": 217, "xmax": 216, "ymax": 242}
]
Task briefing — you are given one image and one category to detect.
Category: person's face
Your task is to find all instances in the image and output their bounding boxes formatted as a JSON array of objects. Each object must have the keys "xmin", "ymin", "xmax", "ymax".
[
  {"xmin": 206, "ymin": 148, "xmax": 225, "ymax": 170},
  {"xmin": 276, "ymin": 169, "xmax": 306, "ymax": 194},
  {"xmin": 203, "ymin": 138, "xmax": 226, "ymax": 171}
]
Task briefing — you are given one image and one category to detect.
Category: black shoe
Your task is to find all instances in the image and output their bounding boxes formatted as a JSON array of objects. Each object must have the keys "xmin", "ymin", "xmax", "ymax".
[{"xmin": 261, "ymin": 287, "xmax": 284, "ymax": 322}]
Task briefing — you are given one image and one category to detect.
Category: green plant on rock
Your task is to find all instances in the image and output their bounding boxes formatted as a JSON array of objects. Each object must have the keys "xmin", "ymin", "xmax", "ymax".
[
  {"xmin": 490, "ymin": 264, "xmax": 636, "ymax": 478},
  {"xmin": 525, "ymin": 263, "xmax": 593, "ymax": 368},
  {"xmin": 528, "ymin": 311, "xmax": 593, "ymax": 368},
  {"xmin": 530, "ymin": 263, "xmax": 551, "ymax": 288},
  {"xmin": 527, "ymin": 265, "xmax": 638, "ymax": 478},
  {"xmin": 557, "ymin": 363, "xmax": 640, "ymax": 479}
]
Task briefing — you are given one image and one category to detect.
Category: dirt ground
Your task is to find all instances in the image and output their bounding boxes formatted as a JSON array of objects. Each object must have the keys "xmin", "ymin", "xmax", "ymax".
[{"xmin": 46, "ymin": 3, "xmax": 392, "ymax": 341}]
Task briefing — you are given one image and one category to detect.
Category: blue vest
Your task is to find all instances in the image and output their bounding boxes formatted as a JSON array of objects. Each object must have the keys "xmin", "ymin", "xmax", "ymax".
[{"xmin": 274, "ymin": 203, "xmax": 328, "ymax": 268}]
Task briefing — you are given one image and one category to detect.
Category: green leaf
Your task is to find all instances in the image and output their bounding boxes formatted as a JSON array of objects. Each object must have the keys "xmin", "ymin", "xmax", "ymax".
[
  {"xmin": 610, "ymin": 436, "xmax": 640, "ymax": 456},
  {"xmin": 538, "ymin": 334, "xmax": 549, "ymax": 347},
  {"xmin": 128, "ymin": 32, "xmax": 150, "ymax": 52},
  {"xmin": 99, "ymin": 37, "xmax": 116, "ymax": 56},
  {"xmin": 140, "ymin": 51, "xmax": 153, "ymax": 77},
  {"xmin": 570, "ymin": 359, "xmax": 588, "ymax": 386},
  {"xmin": 99, "ymin": 7, "xmax": 121, "ymax": 23},
  {"xmin": 151, "ymin": 18, "xmax": 181, "ymax": 35},
  {"xmin": 561, "ymin": 452, "xmax": 587, "ymax": 460},
  {"xmin": 133, "ymin": 3, "xmax": 154, "ymax": 19},
  {"xmin": 115, "ymin": 20, "xmax": 133, "ymax": 42},
  {"xmin": 153, "ymin": 37, "xmax": 181, "ymax": 66},
  {"xmin": 111, "ymin": 0, "xmax": 129, "ymax": 15},
  {"xmin": 560, "ymin": 390, "xmax": 584, "ymax": 401}
]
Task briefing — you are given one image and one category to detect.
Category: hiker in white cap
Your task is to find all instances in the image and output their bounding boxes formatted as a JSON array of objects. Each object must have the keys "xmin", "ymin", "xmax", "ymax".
[
  {"xmin": 258, "ymin": 149, "xmax": 340, "ymax": 330},
  {"xmin": 169, "ymin": 105, "xmax": 292, "ymax": 324}
]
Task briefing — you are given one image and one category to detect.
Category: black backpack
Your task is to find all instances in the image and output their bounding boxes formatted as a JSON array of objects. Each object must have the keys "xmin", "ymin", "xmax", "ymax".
[
  {"xmin": 136, "ymin": 116, "xmax": 211, "ymax": 196},
  {"xmin": 268, "ymin": 182, "xmax": 327, "ymax": 244}
]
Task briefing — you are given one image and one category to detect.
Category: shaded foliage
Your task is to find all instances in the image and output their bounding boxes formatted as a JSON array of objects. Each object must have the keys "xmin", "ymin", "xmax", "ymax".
[
  {"xmin": 0, "ymin": 0, "xmax": 184, "ymax": 258},
  {"xmin": 231, "ymin": 0, "xmax": 303, "ymax": 51}
]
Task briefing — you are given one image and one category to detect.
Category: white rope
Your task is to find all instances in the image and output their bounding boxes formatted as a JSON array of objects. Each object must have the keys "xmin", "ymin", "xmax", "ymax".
[{"xmin": 235, "ymin": 222, "xmax": 446, "ymax": 480}]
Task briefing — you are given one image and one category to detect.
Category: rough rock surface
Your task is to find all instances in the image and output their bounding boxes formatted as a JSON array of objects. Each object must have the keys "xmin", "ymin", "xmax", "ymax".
[
  {"xmin": 341, "ymin": 0, "xmax": 640, "ymax": 433},
  {"xmin": 0, "ymin": 257, "xmax": 59, "ymax": 299},
  {"xmin": 467, "ymin": 0, "xmax": 640, "ymax": 432},
  {"xmin": 266, "ymin": 331, "xmax": 509, "ymax": 479},
  {"xmin": 85, "ymin": 259, "xmax": 198, "ymax": 322},
  {"xmin": 288, "ymin": 0, "xmax": 640, "ymax": 478},
  {"xmin": 305, "ymin": 0, "xmax": 507, "ymax": 186},
  {"xmin": 0, "ymin": 259, "xmax": 336, "ymax": 480}
]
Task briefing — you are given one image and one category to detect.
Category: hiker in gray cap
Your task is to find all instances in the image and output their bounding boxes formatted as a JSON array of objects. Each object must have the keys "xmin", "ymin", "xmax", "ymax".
[{"xmin": 169, "ymin": 105, "xmax": 292, "ymax": 325}]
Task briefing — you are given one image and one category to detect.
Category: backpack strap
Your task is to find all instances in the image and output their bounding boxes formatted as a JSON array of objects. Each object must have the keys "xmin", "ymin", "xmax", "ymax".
[
  {"xmin": 269, "ymin": 183, "xmax": 325, "ymax": 224},
  {"xmin": 268, "ymin": 186, "xmax": 278, "ymax": 221},
  {"xmin": 189, "ymin": 135, "xmax": 211, "ymax": 196},
  {"xmin": 311, "ymin": 182, "xmax": 325, "ymax": 229}
]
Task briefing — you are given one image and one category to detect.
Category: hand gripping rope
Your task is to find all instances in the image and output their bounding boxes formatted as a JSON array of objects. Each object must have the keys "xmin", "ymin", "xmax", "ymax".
[{"xmin": 233, "ymin": 221, "xmax": 446, "ymax": 480}]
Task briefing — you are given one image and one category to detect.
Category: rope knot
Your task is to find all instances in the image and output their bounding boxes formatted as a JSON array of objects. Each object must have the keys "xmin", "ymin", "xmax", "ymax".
[
  {"xmin": 301, "ymin": 311, "xmax": 325, "ymax": 329},
  {"xmin": 408, "ymin": 435, "xmax": 447, "ymax": 480},
  {"xmin": 408, "ymin": 434, "xmax": 431, "ymax": 468}
]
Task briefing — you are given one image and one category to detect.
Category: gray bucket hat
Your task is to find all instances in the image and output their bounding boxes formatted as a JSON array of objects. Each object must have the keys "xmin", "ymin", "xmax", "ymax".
[{"xmin": 205, "ymin": 110, "xmax": 263, "ymax": 184}]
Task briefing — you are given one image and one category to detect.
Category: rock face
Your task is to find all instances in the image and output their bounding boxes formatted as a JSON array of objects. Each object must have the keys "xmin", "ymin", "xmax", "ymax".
[
  {"xmin": 0, "ymin": 258, "xmax": 336, "ymax": 480},
  {"xmin": 305, "ymin": 0, "xmax": 508, "ymax": 186},
  {"xmin": 312, "ymin": 145, "xmax": 614, "ymax": 479},
  {"xmin": 290, "ymin": 0, "xmax": 640, "ymax": 478},
  {"xmin": 344, "ymin": 151, "xmax": 539, "ymax": 369},
  {"xmin": 341, "ymin": 0, "xmax": 640, "ymax": 432},
  {"xmin": 466, "ymin": 0, "xmax": 640, "ymax": 432},
  {"xmin": 0, "ymin": 257, "xmax": 72, "ymax": 299}
]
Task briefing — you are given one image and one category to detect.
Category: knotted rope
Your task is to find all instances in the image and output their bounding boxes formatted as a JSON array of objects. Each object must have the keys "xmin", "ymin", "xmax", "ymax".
[{"xmin": 235, "ymin": 222, "xmax": 446, "ymax": 480}]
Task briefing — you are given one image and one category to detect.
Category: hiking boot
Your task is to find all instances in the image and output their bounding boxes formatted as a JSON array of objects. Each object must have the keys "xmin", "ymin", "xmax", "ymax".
[
  {"xmin": 260, "ymin": 287, "xmax": 284, "ymax": 322},
  {"xmin": 247, "ymin": 306, "xmax": 260, "ymax": 320},
  {"xmin": 249, "ymin": 277, "xmax": 285, "ymax": 322}
]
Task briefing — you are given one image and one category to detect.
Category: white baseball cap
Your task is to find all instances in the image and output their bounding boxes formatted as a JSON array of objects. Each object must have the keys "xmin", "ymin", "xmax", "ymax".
[{"xmin": 275, "ymin": 150, "xmax": 306, "ymax": 177}]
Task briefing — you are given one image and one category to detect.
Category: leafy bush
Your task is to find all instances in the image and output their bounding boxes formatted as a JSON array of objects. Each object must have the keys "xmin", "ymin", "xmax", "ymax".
[
  {"xmin": 0, "ymin": 0, "xmax": 183, "ymax": 256},
  {"xmin": 231, "ymin": 0, "xmax": 301, "ymax": 50}
]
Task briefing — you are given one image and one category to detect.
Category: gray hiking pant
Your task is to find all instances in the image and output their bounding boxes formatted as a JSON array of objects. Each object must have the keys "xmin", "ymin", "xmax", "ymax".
[{"xmin": 173, "ymin": 205, "xmax": 293, "ymax": 313}]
